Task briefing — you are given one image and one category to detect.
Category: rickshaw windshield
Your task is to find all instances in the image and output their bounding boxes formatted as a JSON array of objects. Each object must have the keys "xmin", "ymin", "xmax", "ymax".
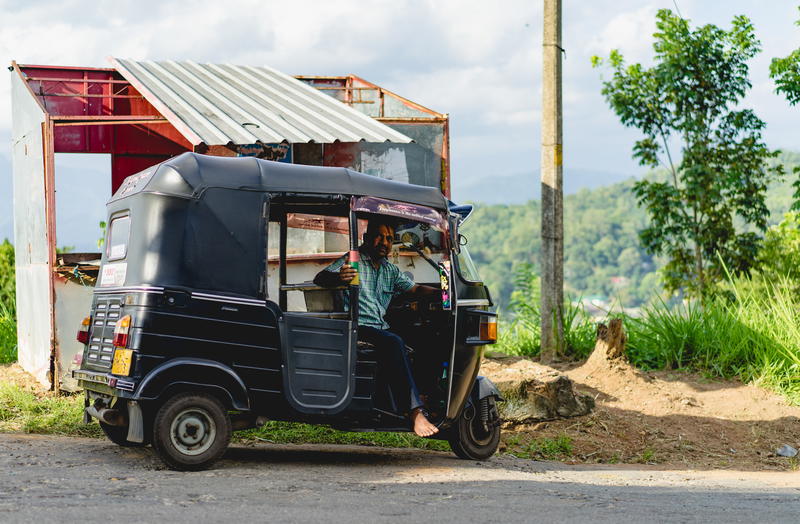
[{"xmin": 352, "ymin": 196, "xmax": 450, "ymax": 290}]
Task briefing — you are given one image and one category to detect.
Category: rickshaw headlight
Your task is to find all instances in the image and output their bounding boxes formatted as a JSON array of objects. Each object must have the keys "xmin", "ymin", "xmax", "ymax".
[{"xmin": 479, "ymin": 316, "xmax": 497, "ymax": 342}]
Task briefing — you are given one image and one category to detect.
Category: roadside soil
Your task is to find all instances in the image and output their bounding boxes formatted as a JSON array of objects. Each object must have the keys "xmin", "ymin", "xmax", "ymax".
[
  {"xmin": 0, "ymin": 363, "xmax": 45, "ymax": 392},
  {"xmin": 482, "ymin": 354, "xmax": 800, "ymax": 471},
  {"xmin": 4, "ymin": 357, "xmax": 800, "ymax": 471}
]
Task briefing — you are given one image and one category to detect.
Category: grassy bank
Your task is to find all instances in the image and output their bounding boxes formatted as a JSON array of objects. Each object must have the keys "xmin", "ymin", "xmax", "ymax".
[
  {"xmin": 625, "ymin": 277, "xmax": 800, "ymax": 403},
  {"xmin": 496, "ymin": 273, "xmax": 800, "ymax": 404}
]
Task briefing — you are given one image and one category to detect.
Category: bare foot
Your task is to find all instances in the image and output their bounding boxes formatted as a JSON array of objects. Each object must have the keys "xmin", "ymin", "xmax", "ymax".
[{"xmin": 411, "ymin": 409, "xmax": 439, "ymax": 437}]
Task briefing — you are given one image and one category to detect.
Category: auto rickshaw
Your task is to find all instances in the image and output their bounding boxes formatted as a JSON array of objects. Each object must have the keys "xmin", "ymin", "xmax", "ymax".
[{"xmin": 73, "ymin": 152, "xmax": 502, "ymax": 470}]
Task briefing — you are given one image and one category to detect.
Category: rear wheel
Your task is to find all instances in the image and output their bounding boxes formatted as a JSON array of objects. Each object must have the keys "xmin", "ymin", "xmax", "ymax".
[
  {"xmin": 152, "ymin": 393, "xmax": 231, "ymax": 471},
  {"xmin": 448, "ymin": 396, "xmax": 501, "ymax": 460}
]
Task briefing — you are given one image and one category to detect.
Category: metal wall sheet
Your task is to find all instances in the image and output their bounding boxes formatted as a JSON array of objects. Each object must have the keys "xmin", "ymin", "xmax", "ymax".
[
  {"xmin": 112, "ymin": 59, "xmax": 413, "ymax": 146},
  {"xmin": 10, "ymin": 69, "xmax": 53, "ymax": 388},
  {"xmin": 53, "ymin": 276, "xmax": 93, "ymax": 392}
]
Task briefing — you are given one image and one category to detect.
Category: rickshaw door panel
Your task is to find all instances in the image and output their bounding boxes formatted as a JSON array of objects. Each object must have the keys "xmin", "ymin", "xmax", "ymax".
[{"xmin": 279, "ymin": 314, "xmax": 357, "ymax": 415}]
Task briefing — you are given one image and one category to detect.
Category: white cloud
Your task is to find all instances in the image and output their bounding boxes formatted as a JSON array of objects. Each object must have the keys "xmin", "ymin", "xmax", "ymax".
[
  {"xmin": 585, "ymin": 5, "xmax": 659, "ymax": 65},
  {"xmin": 0, "ymin": 0, "xmax": 797, "ymax": 194}
]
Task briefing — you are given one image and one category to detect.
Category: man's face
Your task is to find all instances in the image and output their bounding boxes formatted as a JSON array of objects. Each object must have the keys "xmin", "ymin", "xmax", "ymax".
[{"xmin": 368, "ymin": 224, "xmax": 394, "ymax": 259}]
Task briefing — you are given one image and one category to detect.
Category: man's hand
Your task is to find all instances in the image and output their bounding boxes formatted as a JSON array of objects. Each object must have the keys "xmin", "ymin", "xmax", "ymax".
[
  {"xmin": 339, "ymin": 263, "xmax": 357, "ymax": 284},
  {"xmin": 410, "ymin": 284, "xmax": 439, "ymax": 296}
]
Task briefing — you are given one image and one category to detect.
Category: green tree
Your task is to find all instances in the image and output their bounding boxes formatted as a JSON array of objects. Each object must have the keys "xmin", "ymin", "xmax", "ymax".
[
  {"xmin": 593, "ymin": 9, "xmax": 782, "ymax": 297},
  {"xmin": 758, "ymin": 212, "xmax": 800, "ymax": 286},
  {"xmin": 769, "ymin": 7, "xmax": 800, "ymax": 208},
  {"xmin": 770, "ymin": 7, "xmax": 800, "ymax": 106}
]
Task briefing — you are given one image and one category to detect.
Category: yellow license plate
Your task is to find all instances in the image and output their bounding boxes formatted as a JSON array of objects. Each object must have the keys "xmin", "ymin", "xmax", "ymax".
[{"xmin": 111, "ymin": 349, "xmax": 133, "ymax": 376}]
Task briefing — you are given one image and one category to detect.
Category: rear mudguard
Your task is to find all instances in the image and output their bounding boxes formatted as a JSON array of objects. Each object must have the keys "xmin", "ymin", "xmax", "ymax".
[{"xmin": 133, "ymin": 358, "xmax": 250, "ymax": 411}]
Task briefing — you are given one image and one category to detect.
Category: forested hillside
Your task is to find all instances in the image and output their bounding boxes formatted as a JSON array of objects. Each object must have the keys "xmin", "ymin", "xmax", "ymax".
[{"xmin": 462, "ymin": 151, "xmax": 800, "ymax": 310}]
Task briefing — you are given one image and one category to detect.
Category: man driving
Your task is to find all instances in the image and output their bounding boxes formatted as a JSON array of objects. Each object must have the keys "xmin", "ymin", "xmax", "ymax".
[{"xmin": 314, "ymin": 220, "xmax": 439, "ymax": 437}]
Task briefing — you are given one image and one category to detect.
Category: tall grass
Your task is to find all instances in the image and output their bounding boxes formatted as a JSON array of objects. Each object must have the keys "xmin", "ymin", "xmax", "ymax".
[
  {"xmin": 625, "ymin": 275, "xmax": 800, "ymax": 402},
  {"xmin": 495, "ymin": 264, "xmax": 596, "ymax": 358},
  {"xmin": 494, "ymin": 263, "xmax": 800, "ymax": 402},
  {"xmin": 0, "ymin": 302, "xmax": 16, "ymax": 364}
]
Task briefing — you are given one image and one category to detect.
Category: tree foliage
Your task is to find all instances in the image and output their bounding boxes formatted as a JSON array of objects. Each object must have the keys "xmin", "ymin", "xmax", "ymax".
[
  {"xmin": 758, "ymin": 212, "xmax": 800, "ymax": 287},
  {"xmin": 460, "ymin": 152, "xmax": 799, "ymax": 312},
  {"xmin": 593, "ymin": 9, "xmax": 783, "ymax": 297},
  {"xmin": 769, "ymin": 7, "xmax": 800, "ymax": 210},
  {"xmin": 0, "ymin": 240, "xmax": 14, "ymax": 318},
  {"xmin": 770, "ymin": 7, "xmax": 800, "ymax": 106}
]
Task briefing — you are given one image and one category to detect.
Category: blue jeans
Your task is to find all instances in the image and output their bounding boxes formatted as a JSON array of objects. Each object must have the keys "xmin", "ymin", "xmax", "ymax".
[{"xmin": 358, "ymin": 326, "xmax": 423, "ymax": 413}]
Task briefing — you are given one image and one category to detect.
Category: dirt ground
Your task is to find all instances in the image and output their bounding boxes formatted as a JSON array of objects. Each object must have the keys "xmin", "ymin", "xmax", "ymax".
[
  {"xmin": 482, "ymin": 353, "xmax": 800, "ymax": 471},
  {"xmin": 0, "ymin": 363, "xmax": 46, "ymax": 393},
  {"xmin": 3, "ymin": 357, "xmax": 800, "ymax": 471}
]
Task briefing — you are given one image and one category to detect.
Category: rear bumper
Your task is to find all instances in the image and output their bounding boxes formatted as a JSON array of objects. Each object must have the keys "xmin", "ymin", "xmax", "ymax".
[{"xmin": 72, "ymin": 369, "xmax": 136, "ymax": 396}]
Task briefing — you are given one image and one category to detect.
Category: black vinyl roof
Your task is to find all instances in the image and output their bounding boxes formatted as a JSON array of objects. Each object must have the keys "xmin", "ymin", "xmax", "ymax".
[{"xmin": 112, "ymin": 152, "xmax": 448, "ymax": 210}]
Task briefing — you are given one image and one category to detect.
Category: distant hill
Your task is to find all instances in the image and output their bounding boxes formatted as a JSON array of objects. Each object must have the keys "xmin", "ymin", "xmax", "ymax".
[
  {"xmin": 462, "ymin": 152, "xmax": 800, "ymax": 310},
  {"xmin": 453, "ymin": 168, "xmax": 638, "ymax": 204}
]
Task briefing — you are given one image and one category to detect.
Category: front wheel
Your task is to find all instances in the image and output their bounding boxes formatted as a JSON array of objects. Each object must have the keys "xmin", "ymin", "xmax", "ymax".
[
  {"xmin": 152, "ymin": 393, "xmax": 232, "ymax": 471},
  {"xmin": 448, "ymin": 396, "xmax": 501, "ymax": 460}
]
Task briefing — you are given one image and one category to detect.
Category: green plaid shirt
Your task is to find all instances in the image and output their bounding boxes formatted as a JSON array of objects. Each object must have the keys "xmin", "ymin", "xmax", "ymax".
[{"xmin": 325, "ymin": 249, "xmax": 415, "ymax": 329}]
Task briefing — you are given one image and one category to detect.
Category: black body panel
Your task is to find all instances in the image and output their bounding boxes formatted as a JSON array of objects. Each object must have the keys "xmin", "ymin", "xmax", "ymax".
[{"xmin": 279, "ymin": 314, "xmax": 357, "ymax": 415}]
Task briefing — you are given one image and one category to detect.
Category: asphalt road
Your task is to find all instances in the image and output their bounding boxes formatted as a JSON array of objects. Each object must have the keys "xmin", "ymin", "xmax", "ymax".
[{"xmin": 1, "ymin": 433, "xmax": 798, "ymax": 523}]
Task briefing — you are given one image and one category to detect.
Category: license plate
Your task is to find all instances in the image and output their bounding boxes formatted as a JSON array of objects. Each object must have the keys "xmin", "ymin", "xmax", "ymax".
[{"xmin": 111, "ymin": 349, "xmax": 133, "ymax": 376}]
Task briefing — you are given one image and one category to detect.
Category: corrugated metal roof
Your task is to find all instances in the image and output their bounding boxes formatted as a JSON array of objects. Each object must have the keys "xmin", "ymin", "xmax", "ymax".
[{"xmin": 112, "ymin": 58, "xmax": 413, "ymax": 146}]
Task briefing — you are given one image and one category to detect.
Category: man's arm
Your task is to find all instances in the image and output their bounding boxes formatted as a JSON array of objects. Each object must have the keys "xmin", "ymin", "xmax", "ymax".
[
  {"xmin": 409, "ymin": 284, "xmax": 439, "ymax": 296},
  {"xmin": 313, "ymin": 254, "xmax": 355, "ymax": 288}
]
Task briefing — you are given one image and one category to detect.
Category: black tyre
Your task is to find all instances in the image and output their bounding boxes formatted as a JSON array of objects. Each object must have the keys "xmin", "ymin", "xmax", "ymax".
[
  {"xmin": 448, "ymin": 396, "xmax": 501, "ymax": 461},
  {"xmin": 99, "ymin": 421, "xmax": 148, "ymax": 447},
  {"xmin": 152, "ymin": 393, "xmax": 231, "ymax": 471}
]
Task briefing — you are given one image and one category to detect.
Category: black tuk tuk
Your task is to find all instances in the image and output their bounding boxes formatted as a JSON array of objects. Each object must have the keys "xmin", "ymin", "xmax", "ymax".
[{"xmin": 73, "ymin": 152, "xmax": 502, "ymax": 470}]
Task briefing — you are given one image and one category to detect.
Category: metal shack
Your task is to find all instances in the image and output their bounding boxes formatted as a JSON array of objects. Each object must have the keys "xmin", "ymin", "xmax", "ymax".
[{"xmin": 9, "ymin": 59, "xmax": 450, "ymax": 390}]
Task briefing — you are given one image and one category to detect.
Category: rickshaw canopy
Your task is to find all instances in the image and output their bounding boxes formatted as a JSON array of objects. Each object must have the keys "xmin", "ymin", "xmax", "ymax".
[{"xmin": 111, "ymin": 152, "xmax": 449, "ymax": 210}]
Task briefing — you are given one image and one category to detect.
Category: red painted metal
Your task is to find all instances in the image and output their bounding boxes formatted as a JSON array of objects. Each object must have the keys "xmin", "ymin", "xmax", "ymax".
[
  {"xmin": 111, "ymin": 154, "xmax": 173, "ymax": 193},
  {"xmin": 19, "ymin": 65, "xmax": 192, "ymax": 161}
]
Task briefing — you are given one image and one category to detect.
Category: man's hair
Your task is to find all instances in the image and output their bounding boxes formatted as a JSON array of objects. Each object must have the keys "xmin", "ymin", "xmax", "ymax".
[{"xmin": 363, "ymin": 219, "xmax": 395, "ymax": 243}]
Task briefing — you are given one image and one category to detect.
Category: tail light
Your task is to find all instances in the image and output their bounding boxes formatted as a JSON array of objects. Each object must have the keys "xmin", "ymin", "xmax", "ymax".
[
  {"xmin": 479, "ymin": 316, "xmax": 497, "ymax": 342},
  {"xmin": 76, "ymin": 316, "xmax": 91, "ymax": 344},
  {"xmin": 113, "ymin": 315, "xmax": 131, "ymax": 348}
]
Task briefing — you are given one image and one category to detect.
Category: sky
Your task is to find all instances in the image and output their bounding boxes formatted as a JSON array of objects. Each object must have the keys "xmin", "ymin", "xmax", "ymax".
[{"xmin": 1, "ymin": 0, "xmax": 799, "ymax": 247}]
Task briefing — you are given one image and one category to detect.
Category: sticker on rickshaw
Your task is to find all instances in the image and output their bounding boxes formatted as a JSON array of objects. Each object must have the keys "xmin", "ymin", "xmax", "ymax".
[
  {"xmin": 439, "ymin": 260, "xmax": 452, "ymax": 310},
  {"xmin": 100, "ymin": 263, "xmax": 127, "ymax": 287},
  {"xmin": 352, "ymin": 196, "xmax": 447, "ymax": 230}
]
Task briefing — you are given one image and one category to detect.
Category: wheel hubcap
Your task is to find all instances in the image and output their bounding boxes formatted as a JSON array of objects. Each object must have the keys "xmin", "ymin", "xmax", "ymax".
[{"xmin": 170, "ymin": 408, "xmax": 216, "ymax": 456}]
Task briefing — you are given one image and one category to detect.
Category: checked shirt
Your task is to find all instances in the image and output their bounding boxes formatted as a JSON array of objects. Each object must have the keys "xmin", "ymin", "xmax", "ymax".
[{"xmin": 324, "ymin": 249, "xmax": 414, "ymax": 329}]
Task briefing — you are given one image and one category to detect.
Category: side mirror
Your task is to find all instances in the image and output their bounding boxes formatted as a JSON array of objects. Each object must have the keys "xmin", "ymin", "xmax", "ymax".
[{"xmin": 459, "ymin": 234, "xmax": 468, "ymax": 246}]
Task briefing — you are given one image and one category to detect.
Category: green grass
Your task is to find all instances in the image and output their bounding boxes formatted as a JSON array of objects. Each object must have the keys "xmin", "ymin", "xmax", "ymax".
[
  {"xmin": 496, "ymin": 299, "xmax": 596, "ymax": 359},
  {"xmin": 0, "ymin": 383, "xmax": 101, "ymax": 436},
  {"xmin": 0, "ymin": 302, "xmax": 17, "ymax": 364},
  {"xmin": 0, "ymin": 382, "xmax": 448, "ymax": 451},
  {"xmin": 624, "ymin": 275, "xmax": 800, "ymax": 403},
  {"xmin": 507, "ymin": 434, "xmax": 574, "ymax": 460},
  {"xmin": 239, "ymin": 421, "xmax": 449, "ymax": 451}
]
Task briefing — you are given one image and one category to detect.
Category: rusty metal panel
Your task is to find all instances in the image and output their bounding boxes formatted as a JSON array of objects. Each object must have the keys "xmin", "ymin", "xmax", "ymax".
[
  {"xmin": 53, "ymin": 276, "xmax": 93, "ymax": 392},
  {"xmin": 10, "ymin": 68, "xmax": 53, "ymax": 388},
  {"xmin": 112, "ymin": 59, "xmax": 412, "ymax": 146}
]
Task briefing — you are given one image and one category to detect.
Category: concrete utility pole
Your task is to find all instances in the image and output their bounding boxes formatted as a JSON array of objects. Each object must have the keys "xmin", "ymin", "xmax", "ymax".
[{"xmin": 540, "ymin": 0, "xmax": 564, "ymax": 363}]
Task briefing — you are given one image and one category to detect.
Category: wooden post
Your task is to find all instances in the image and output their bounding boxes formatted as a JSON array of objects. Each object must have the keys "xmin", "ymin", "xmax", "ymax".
[{"xmin": 540, "ymin": 0, "xmax": 565, "ymax": 363}]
